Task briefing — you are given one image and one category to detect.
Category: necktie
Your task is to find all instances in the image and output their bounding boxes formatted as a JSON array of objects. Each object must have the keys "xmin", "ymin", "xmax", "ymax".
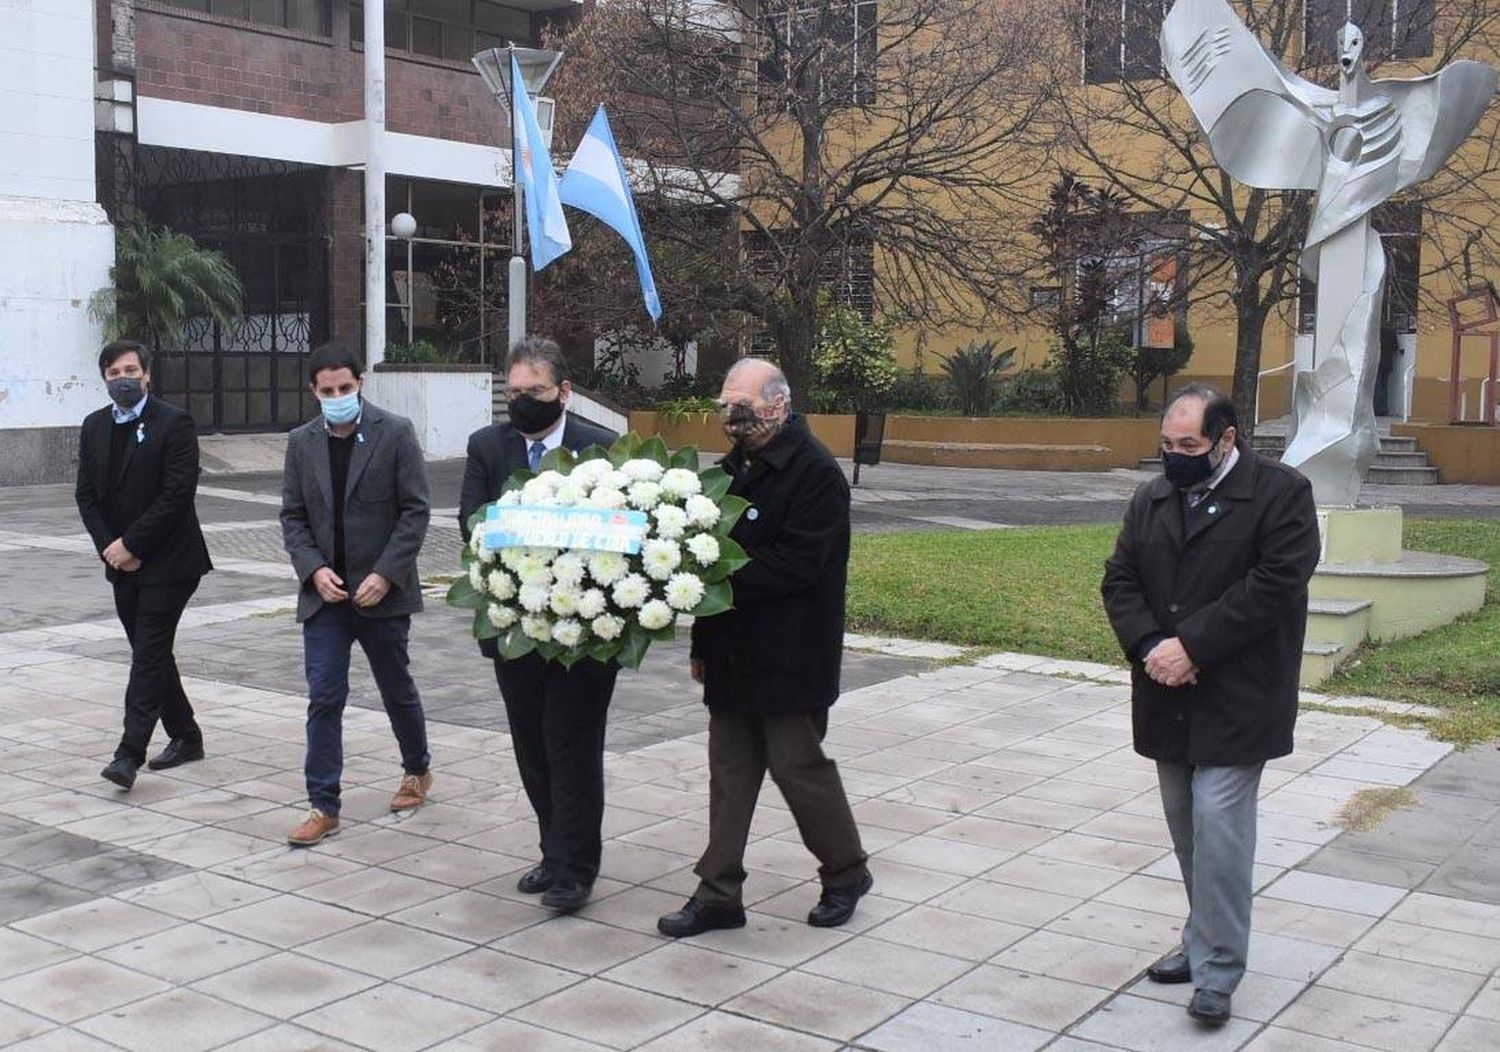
[{"xmin": 528, "ymin": 441, "xmax": 544, "ymax": 472}]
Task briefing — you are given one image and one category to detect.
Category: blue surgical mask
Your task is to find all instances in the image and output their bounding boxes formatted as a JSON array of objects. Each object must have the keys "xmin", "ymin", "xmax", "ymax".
[{"xmin": 320, "ymin": 391, "xmax": 361, "ymax": 426}]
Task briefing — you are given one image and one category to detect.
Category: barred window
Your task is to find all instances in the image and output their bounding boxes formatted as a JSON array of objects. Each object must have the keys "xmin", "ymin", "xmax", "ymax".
[
  {"xmin": 1304, "ymin": 0, "xmax": 1434, "ymax": 64},
  {"xmin": 160, "ymin": 0, "xmax": 330, "ymax": 34},
  {"xmin": 352, "ymin": 0, "xmax": 535, "ymax": 60},
  {"xmin": 759, "ymin": 1, "xmax": 878, "ymax": 108},
  {"xmin": 1083, "ymin": 1, "xmax": 1166, "ymax": 84}
]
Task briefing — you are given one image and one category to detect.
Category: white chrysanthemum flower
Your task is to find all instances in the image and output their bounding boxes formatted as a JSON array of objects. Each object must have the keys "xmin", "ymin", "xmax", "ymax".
[
  {"xmin": 525, "ymin": 547, "xmax": 559, "ymax": 561},
  {"xmin": 627, "ymin": 481, "xmax": 663, "ymax": 511},
  {"xmin": 684, "ymin": 494, "xmax": 721, "ymax": 528},
  {"xmin": 611, "ymin": 573, "xmax": 651, "ymax": 609},
  {"xmin": 664, "ymin": 573, "xmax": 706, "ymax": 611},
  {"xmin": 572, "ymin": 459, "xmax": 614, "ymax": 484},
  {"xmin": 620, "ymin": 458, "xmax": 666, "ymax": 483},
  {"xmin": 576, "ymin": 588, "xmax": 608, "ymax": 620},
  {"xmin": 652, "ymin": 504, "xmax": 689, "ymax": 540},
  {"xmin": 534, "ymin": 470, "xmax": 565, "ymax": 489},
  {"xmin": 660, "ymin": 468, "xmax": 703, "ymax": 499},
  {"xmin": 499, "ymin": 546, "xmax": 524, "ymax": 569},
  {"xmin": 520, "ymin": 478, "xmax": 554, "ymax": 505},
  {"xmin": 638, "ymin": 599, "xmax": 676, "ymax": 631},
  {"xmin": 469, "ymin": 530, "xmax": 495, "ymax": 562},
  {"xmin": 498, "ymin": 489, "xmax": 523, "ymax": 506},
  {"xmin": 641, "ymin": 538, "xmax": 683, "ymax": 581},
  {"xmin": 515, "ymin": 557, "xmax": 554, "ymax": 588},
  {"xmin": 487, "ymin": 604, "xmax": 518, "ymax": 629},
  {"xmin": 591, "ymin": 614, "xmax": 625, "ymax": 641},
  {"xmin": 468, "ymin": 563, "xmax": 484, "ymax": 590},
  {"xmin": 602, "ymin": 469, "xmax": 632, "ymax": 491},
  {"xmin": 551, "ymin": 618, "xmax": 585, "ymax": 647},
  {"xmin": 552, "ymin": 552, "xmax": 587, "ymax": 587},
  {"xmin": 685, "ymin": 533, "xmax": 721, "ymax": 565},
  {"xmin": 549, "ymin": 585, "xmax": 581, "ymax": 617},
  {"xmin": 588, "ymin": 552, "xmax": 628, "ymax": 586},
  {"xmin": 522, "ymin": 614, "xmax": 553, "ymax": 641},
  {"xmin": 554, "ymin": 479, "xmax": 589, "ymax": 507},
  {"xmin": 518, "ymin": 583, "xmax": 551, "ymax": 613},
  {"xmin": 486, "ymin": 570, "xmax": 516, "ymax": 601},
  {"xmin": 586, "ymin": 487, "xmax": 627, "ymax": 511}
]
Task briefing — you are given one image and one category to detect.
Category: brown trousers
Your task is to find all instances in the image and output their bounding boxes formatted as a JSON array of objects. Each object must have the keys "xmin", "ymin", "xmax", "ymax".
[{"xmin": 694, "ymin": 708, "xmax": 868, "ymax": 907}]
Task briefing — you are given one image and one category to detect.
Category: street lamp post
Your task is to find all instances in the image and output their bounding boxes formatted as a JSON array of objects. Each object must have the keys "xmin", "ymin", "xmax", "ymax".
[
  {"xmin": 391, "ymin": 211, "xmax": 417, "ymax": 348},
  {"xmin": 472, "ymin": 45, "xmax": 563, "ymax": 355}
]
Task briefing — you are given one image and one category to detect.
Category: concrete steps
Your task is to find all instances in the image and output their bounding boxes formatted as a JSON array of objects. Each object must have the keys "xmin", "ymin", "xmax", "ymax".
[
  {"xmin": 1299, "ymin": 598, "xmax": 1373, "ymax": 688},
  {"xmin": 1139, "ymin": 433, "xmax": 1439, "ymax": 483}
]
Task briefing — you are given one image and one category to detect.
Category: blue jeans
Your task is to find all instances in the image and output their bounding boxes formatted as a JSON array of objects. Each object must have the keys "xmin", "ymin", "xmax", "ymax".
[{"xmin": 303, "ymin": 604, "xmax": 430, "ymax": 816}]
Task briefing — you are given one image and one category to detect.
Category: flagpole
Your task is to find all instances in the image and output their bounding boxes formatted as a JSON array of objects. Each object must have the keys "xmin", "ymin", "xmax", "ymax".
[{"xmin": 508, "ymin": 45, "xmax": 526, "ymax": 353}]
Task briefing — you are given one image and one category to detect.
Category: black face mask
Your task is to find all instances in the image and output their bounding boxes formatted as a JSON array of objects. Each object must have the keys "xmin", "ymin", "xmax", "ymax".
[
  {"xmin": 107, "ymin": 377, "xmax": 145, "ymax": 409},
  {"xmin": 1163, "ymin": 447, "xmax": 1219, "ymax": 489},
  {"xmin": 509, "ymin": 393, "xmax": 564, "ymax": 435},
  {"xmin": 722, "ymin": 404, "xmax": 783, "ymax": 448}
]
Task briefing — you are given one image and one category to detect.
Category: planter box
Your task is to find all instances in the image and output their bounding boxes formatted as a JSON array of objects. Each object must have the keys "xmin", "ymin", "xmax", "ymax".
[
  {"xmin": 366, "ymin": 363, "xmax": 492, "ymax": 459},
  {"xmin": 628, "ymin": 412, "xmax": 856, "ymax": 458}
]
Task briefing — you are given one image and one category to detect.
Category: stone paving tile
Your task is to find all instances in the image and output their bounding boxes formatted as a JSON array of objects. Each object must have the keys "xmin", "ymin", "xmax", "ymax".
[
  {"xmin": 859, "ymin": 1001, "xmax": 1052, "ymax": 1052},
  {"xmin": 1438, "ymin": 1017, "xmax": 1500, "ymax": 1052},
  {"xmin": 1275, "ymin": 984, "xmax": 1455, "ymax": 1051},
  {"xmin": 97, "ymin": 920, "xmax": 276, "ymax": 983},
  {"xmin": 296, "ymin": 983, "xmax": 495, "ymax": 1052},
  {"xmin": 933, "ymin": 963, "xmax": 1111, "ymax": 1031},
  {"xmin": 635, "ymin": 1010, "xmax": 839, "ymax": 1051},
  {"xmin": 724, "ymin": 969, "xmax": 908, "ymax": 1043},
  {"xmin": 511, "ymin": 978, "xmax": 706, "ymax": 1049},
  {"xmin": 73, "ymin": 989, "xmax": 273, "ymax": 1052},
  {"xmin": 1070, "ymin": 993, "xmax": 1260, "ymax": 1050},
  {"xmin": 0, "ymin": 957, "xmax": 172, "ymax": 1024}
]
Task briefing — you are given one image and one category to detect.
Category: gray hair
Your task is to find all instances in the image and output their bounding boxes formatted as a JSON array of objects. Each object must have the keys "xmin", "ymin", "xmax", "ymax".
[
  {"xmin": 727, "ymin": 357, "xmax": 792, "ymax": 403},
  {"xmin": 507, "ymin": 336, "xmax": 570, "ymax": 386}
]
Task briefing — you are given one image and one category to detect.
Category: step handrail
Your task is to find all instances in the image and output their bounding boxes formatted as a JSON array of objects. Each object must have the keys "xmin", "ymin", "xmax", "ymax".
[{"xmin": 1255, "ymin": 360, "xmax": 1295, "ymax": 425}]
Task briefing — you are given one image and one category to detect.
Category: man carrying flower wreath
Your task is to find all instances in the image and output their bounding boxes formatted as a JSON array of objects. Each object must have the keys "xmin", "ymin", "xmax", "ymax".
[
  {"xmin": 459, "ymin": 337, "xmax": 618, "ymax": 914},
  {"xmin": 658, "ymin": 358, "xmax": 872, "ymax": 938}
]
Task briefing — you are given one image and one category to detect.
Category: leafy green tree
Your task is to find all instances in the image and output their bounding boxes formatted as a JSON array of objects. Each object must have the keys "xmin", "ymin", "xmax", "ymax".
[
  {"xmin": 92, "ymin": 225, "xmax": 243, "ymax": 353},
  {"xmin": 813, "ymin": 304, "xmax": 898, "ymax": 412}
]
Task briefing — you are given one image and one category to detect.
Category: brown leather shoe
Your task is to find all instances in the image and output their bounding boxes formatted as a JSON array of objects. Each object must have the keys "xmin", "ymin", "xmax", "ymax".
[
  {"xmin": 391, "ymin": 771, "xmax": 432, "ymax": 812},
  {"xmin": 288, "ymin": 808, "xmax": 340, "ymax": 847}
]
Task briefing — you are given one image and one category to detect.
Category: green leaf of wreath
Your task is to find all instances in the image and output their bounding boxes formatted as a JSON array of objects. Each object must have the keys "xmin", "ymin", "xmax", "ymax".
[
  {"xmin": 638, "ymin": 434, "xmax": 670, "ymax": 466},
  {"xmin": 497, "ymin": 626, "xmax": 535, "ymax": 660},
  {"xmin": 670, "ymin": 446, "xmax": 699, "ymax": 470},
  {"xmin": 474, "ymin": 606, "xmax": 503, "ymax": 640},
  {"xmin": 617, "ymin": 623, "xmax": 651, "ymax": 670},
  {"xmin": 718, "ymin": 494, "xmax": 750, "ymax": 533},
  {"xmin": 700, "ymin": 467, "xmax": 732, "ymax": 502},
  {"xmin": 447, "ymin": 575, "xmax": 484, "ymax": 609},
  {"xmin": 689, "ymin": 580, "xmax": 734, "ymax": 618}
]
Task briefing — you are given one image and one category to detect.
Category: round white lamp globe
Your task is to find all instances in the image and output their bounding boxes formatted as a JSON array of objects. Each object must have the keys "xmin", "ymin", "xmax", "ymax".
[{"xmin": 390, "ymin": 212, "xmax": 418, "ymax": 239}]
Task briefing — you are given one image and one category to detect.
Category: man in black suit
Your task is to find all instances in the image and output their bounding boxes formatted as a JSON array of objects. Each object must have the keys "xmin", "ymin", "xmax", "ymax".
[
  {"xmin": 459, "ymin": 336, "xmax": 618, "ymax": 913},
  {"xmin": 1102, "ymin": 385, "xmax": 1320, "ymax": 1027},
  {"xmin": 75, "ymin": 340, "xmax": 213, "ymax": 790}
]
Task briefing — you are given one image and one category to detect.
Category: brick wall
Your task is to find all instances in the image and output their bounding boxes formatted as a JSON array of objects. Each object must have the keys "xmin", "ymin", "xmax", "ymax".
[
  {"xmin": 326, "ymin": 167, "xmax": 365, "ymax": 351},
  {"xmin": 133, "ymin": 2, "xmax": 507, "ymax": 144}
]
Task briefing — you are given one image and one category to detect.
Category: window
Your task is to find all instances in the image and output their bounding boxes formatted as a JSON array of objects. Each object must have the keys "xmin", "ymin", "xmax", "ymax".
[
  {"xmin": 160, "ymin": 0, "xmax": 330, "ymax": 34},
  {"xmin": 1304, "ymin": 0, "xmax": 1434, "ymax": 64},
  {"xmin": 1083, "ymin": 0, "xmax": 1166, "ymax": 84},
  {"xmin": 352, "ymin": 0, "xmax": 535, "ymax": 60},
  {"xmin": 743, "ymin": 231, "xmax": 875, "ymax": 354},
  {"xmin": 758, "ymin": 1, "xmax": 878, "ymax": 108}
]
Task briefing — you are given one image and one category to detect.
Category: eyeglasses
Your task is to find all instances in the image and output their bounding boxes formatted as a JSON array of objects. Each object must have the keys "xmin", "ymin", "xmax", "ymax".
[{"xmin": 513, "ymin": 384, "xmax": 558, "ymax": 399}]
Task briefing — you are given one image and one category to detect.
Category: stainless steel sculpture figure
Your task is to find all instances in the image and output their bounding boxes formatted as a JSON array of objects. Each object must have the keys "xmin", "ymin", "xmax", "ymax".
[{"xmin": 1161, "ymin": 0, "xmax": 1496, "ymax": 505}]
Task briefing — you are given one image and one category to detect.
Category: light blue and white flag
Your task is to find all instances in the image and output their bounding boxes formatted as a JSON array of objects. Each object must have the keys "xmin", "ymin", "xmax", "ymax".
[
  {"xmin": 558, "ymin": 105, "xmax": 662, "ymax": 321},
  {"xmin": 511, "ymin": 52, "xmax": 571, "ymax": 269}
]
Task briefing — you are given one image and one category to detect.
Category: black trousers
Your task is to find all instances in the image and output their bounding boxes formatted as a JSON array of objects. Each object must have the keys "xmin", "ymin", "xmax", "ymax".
[
  {"xmin": 493, "ymin": 654, "xmax": 618, "ymax": 886},
  {"xmin": 112, "ymin": 576, "xmax": 202, "ymax": 765},
  {"xmin": 695, "ymin": 708, "xmax": 868, "ymax": 908}
]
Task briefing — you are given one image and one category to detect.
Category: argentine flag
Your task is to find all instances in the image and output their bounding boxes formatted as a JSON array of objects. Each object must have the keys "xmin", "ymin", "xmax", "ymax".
[
  {"xmin": 511, "ymin": 52, "xmax": 571, "ymax": 269},
  {"xmin": 559, "ymin": 106, "xmax": 662, "ymax": 321}
]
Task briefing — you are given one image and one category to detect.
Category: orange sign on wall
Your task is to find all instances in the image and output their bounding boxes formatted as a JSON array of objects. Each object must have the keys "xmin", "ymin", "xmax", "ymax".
[{"xmin": 1142, "ymin": 255, "xmax": 1178, "ymax": 349}]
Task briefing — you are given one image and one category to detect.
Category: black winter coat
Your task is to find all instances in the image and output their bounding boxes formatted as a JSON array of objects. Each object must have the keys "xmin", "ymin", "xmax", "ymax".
[
  {"xmin": 691, "ymin": 416, "xmax": 850, "ymax": 715},
  {"xmin": 1101, "ymin": 444, "xmax": 1321, "ymax": 765}
]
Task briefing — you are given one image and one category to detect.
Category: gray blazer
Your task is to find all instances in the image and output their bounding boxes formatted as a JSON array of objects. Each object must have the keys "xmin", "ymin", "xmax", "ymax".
[{"xmin": 280, "ymin": 400, "xmax": 431, "ymax": 623}]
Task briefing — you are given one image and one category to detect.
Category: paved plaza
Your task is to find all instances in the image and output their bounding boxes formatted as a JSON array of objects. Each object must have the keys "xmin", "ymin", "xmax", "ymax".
[{"xmin": 0, "ymin": 465, "xmax": 1498, "ymax": 1051}]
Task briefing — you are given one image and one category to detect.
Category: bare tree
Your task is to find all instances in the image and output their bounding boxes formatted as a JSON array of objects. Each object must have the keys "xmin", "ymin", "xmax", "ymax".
[
  {"xmin": 546, "ymin": 0, "xmax": 1068, "ymax": 408},
  {"xmin": 1049, "ymin": 0, "xmax": 1500, "ymax": 431}
]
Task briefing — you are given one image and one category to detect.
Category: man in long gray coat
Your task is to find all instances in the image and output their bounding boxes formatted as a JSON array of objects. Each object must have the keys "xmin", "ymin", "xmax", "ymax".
[
  {"xmin": 1102, "ymin": 384, "xmax": 1320, "ymax": 1027},
  {"xmin": 280, "ymin": 342, "xmax": 433, "ymax": 846}
]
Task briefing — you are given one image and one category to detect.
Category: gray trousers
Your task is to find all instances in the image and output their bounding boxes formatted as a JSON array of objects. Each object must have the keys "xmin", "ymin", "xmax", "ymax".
[{"xmin": 1156, "ymin": 760, "xmax": 1265, "ymax": 994}]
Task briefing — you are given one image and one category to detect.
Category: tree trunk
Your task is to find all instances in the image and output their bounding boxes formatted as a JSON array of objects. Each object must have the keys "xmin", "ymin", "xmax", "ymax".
[
  {"xmin": 1230, "ymin": 281, "xmax": 1271, "ymax": 439},
  {"xmin": 772, "ymin": 309, "xmax": 818, "ymax": 413}
]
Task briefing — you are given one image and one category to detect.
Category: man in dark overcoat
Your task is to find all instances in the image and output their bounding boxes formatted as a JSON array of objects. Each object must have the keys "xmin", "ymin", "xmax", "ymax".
[
  {"xmin": 1102, "ymin": 384, "xmax": 1320, "ymax": 1027},
  {"xmin": 459, "ymin": 336, "xmax": 618, "ymax": 914},
  {"xmin": 76, "ymin": 340, "xmax": 213, "ymax": 790},
  {"xmin": 658, "ymin": 358, "xmax": 871, "ymax": 938}
]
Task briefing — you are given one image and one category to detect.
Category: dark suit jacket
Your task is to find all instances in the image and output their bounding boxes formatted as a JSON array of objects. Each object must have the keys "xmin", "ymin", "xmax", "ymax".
[
  {"xmin": 280, "ymin": 401, "xmax": 430, "ymax": 623},
  {"xmin": 75, "ymin": 396, "xmax": 212, "ymax": 587},
  {"xmin": 459, "ymin": 413, "xmax": 618, "ymax": 659},
  {"xmin": 1101, "ymin": 442, "xmax": 1321, "ymax": 766},
  {"xmin": 689, "ymin": 416, "xmax": 851, "ymax": 715}
]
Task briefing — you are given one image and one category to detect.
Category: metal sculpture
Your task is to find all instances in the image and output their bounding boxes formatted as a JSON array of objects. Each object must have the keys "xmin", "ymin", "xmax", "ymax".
[{"xmin": 1161, "ymin": 0, "xmax": 1496, "ymax": 504}]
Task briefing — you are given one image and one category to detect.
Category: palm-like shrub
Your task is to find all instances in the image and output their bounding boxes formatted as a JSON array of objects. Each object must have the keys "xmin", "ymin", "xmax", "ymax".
[
  {"xmin": 939, "ymin": 340, "xmax": 1016, "ymax": 416},
  {"xmin": 91, "ymin": 226, "xmax": 243, "ymax": 351}
]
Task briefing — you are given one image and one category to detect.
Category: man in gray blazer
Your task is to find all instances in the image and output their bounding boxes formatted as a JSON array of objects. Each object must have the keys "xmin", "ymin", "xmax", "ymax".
[{"xmin": 280, "ymin": 342, "xmax": 434, "ymax": 846}]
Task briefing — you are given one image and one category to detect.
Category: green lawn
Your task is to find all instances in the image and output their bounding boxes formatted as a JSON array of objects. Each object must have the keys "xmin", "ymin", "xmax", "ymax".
[{"xmin": 847, "ymin": 520, "xmax": 1500, "ymax": 743}]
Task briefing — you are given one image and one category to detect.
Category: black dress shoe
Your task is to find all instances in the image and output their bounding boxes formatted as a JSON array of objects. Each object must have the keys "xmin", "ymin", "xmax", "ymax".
[
  {"xmin": 540, "ymin": 881, "xmax": 591, "ymax": 913},
  {"xmin": 657, "ymin": 897, "xmax": 747, "ymax": 938},
  {"xmin": 100, "ymin": 758, "xmax": 138, "ymax": 790},
  {"xmin": 1187, "ymin": 989, "xmax": 1232, "ymax": 1026},
  {"xmin": 516, "ymin": 863, "xmax": 555, "ymax": 895},
  {"xmin": 1146, "ymin": 950, "xmax": 1192, "ymax": 984},
  {"xmin": 808, "ymin": 872, "xmax": 873, "ymax": 928},
  {"xmin": 147, "ymin": 738, "xmax": 205, "ymax": 771}
]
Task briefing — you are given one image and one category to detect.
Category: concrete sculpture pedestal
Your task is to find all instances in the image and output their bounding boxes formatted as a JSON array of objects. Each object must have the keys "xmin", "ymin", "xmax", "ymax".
[{"xmin": 1300, "ymin": 506, "xmax": 1488, "ymax": 686}]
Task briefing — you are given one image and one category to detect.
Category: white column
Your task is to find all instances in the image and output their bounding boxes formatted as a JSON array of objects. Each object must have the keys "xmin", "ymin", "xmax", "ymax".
[{"xmin": 364, "ymin": 0, "xmax": 386, "ymax": 366}]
